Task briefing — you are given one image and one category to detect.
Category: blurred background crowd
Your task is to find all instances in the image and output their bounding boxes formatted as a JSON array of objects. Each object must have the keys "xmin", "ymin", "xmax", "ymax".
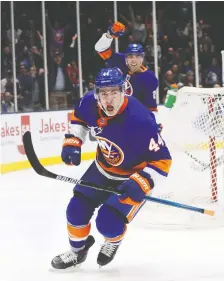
[{"xmin": 1, "ymin": 1, "xmax": 224, "ymax": 114}]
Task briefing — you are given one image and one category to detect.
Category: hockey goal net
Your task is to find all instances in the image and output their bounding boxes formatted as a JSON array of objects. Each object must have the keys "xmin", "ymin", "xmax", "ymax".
[{"xmin": 137, "ymin": 87, "xmax": 224, "ymax": 228}]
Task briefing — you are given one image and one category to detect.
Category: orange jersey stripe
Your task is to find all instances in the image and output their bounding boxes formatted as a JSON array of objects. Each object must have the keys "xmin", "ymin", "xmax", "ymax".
[
  {"xmin": 126, "ymin": 201, "xmax": 145, "ymax": 222},
  {"xmin": 140, "ymin": 65, "xmax": 148, "ymax": 72},
  {"xmin": 128, "ymin": 65, "xmax": 148, "ymax": 75},
  {"xmin": 67, "ymin": 223, "xmax": 91, "ymax": 239},
  {"xmin": 70, "ymin": 110, "xmax": 87, "ymax": 125},
  {"xmin": 98, "ymin": 48, "xmax": 112, "ymax": 60},
  {"xmin": 148, "ymin": 159, "xmax": 172, "ymax": 174},
  {"xmin": 148, "ymin": 107, "xmax": 158, "ymax": 112},
  {"xmin": 97, "ymin": 155, "xmax": 147, "ymax": 176},
  {"xmin": 120, "ymin": 197, "xmax": 141, "ymax": 206}
]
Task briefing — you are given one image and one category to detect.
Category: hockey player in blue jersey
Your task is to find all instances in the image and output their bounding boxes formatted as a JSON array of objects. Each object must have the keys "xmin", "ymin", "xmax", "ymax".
[
  {"xmin": 51, "ymin": 67, "xmax": 172, "ymax": 269},
  {"xmin": 95, "ymin": 22, "xmax": 159, "ymax": 121}
]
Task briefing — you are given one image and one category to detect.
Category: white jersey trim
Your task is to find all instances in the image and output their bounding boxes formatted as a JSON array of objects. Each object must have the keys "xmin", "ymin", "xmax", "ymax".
[
  {"xmin": 95, "ymin": 160, "xmax": 128, "ymax": 181},
  {"xmin": 143, "ymin": 166, "xmax": 167, "ymax": 196},
  {"xmin": 95, "ymin": 33, "xmax": 113, "ymax": 53},
  {"xmin": 70, "ymin": 124, "xmax": 89, "ymax": 144}
]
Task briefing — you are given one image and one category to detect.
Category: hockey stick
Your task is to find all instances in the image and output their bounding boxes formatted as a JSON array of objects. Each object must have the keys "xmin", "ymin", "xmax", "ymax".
[{"xmin": 22, "ymin": 131, "xmax": 214, "ymax": 216}]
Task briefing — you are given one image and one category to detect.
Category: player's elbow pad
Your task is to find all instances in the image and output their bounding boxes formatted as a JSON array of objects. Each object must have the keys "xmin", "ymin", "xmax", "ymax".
[
  {"xmin": 70, "ymin": 124, "xmax": 89, "ymax": 144},
  {"xmin": 95, "ymin": 33, "xmax": 113, "ymax": 52}
]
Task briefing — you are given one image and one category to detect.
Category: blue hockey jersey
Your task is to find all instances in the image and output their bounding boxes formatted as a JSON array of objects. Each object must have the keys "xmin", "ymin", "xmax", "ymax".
[
  {"xmin": 106, "ymin": 53, "xmax": 158, "ymax": 111},
  {"xmin": 70, "ymin": 91, "xmax": 171, "ymax": 182},
  {"xmin": 95, "ymin": 34, "xmax": 158, "ymax": 112}
]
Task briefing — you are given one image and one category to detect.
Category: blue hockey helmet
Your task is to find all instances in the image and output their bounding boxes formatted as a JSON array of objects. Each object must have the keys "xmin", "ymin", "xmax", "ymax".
[
  {"xmin": 125, "ymin": 43, "xmax": 145, "ymax": 56},
  {"xmin": 95, "ymin": 67, "xmax": 125, "ymax": 89}
]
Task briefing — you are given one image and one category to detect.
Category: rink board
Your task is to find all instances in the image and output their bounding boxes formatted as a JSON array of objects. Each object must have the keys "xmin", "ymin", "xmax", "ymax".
[
  {"xmin": 1, "ymin": 106, "xmax": 223, "ymax": 174},
  {"xmin": 0, "ymin": 110, "xmax": 97, "ymax": 173}
]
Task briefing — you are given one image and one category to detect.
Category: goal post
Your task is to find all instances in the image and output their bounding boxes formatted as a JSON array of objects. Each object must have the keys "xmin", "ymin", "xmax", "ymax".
[
  {"xmin": 136, "ymin": 86, "xmax": 224, "ymax": 228},
  {"xmin": 163, "ymin": 86, "xmax": 224, "ymax": 201},
  {"xmin": 221, "ymin": 50, "xmax": 224, "ymax": 87}
]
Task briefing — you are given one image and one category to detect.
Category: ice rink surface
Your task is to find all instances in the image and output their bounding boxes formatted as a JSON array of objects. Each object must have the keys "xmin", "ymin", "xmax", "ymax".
[{"xmin": 1, "ymin": 160, "xmax": 224, "ymax": 281}]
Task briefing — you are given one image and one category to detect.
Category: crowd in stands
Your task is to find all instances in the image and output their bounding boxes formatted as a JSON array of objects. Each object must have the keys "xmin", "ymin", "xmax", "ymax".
[{"xmin": 1, "ymin": 1, "xmax": 223, "ymax": 113}]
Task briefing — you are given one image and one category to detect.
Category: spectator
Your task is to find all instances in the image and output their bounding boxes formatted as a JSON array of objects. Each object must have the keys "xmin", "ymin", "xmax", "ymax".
[
  {"xmin": 1, "ymin": 46, "xmax": 12, "ymax": 78},
  {"xmin": 50, "ymin": 52, "xmax": 66, "ymax": 92},
  {"xmin": 184, "ymin": 70, "xmax": 194, "ymax": 87},
  {"xmin": 19, "ymin": 24, "xmax": 33, "ymax": 50},
  {"xmin": 164, "ymin": 70, "xmax": 176, "ymax": 87},
  {"xmin": 66, "ymin": 58, "xmax": 79, "ymax": 105},
  {"xmin": 200, "ymin": 32, "xmax": 213, "ymax": 50},
  {"xmin": 30, "ymin": 46, "xmax": 43, "ymax": 71},
  {"xmin": 207, "ymin": 57, "xmax": 222, "ymax": 83},
  {"xmin": 46, "ymin": 14, "xmax": 71, "ymax": 57},
  {"xmin": 182, "ymin": 21, "xmax": 204, "ymax": 38},
  {"xmin": 171, "ymin": 64, "xmax": 180, "ymax": 83},
  {"xmin": 17, "ymin": 64, "xmax": 33, "ymax": 110},
  {"xmin": 1, "ymin": 1, "xmax": 222, "ymax": 111},
  {"xmin": 145, "ymin": 35, "xmax": 162, "ymax": 65},
  {"xmin": 84, "ymin": 80, "xmax": 95, "ymax": 95},
  {"xmin": 181, "ymin": 46, "xmax": 193, "ymax": 63},
  {"xmin": 172, "ymin": 51, "xmax": 181, "ymax": 66},
  {"xmin": 181, "ymin": 59, "xmax": 191, "ymax": 74},
  {"xmin": 177, "ymin": 82, "xmax": 184, "ymax": 90},
  {"xmin": 18, "ymin": 46, "xmax": 31, "ymax": 69},
  {"xmin": 49, "ymin": 52, "xmax": 68, "ymax": 109},
  {"xmin": 161, "ymin": 70, "xmax": 178, "ymax": 102},
  {"xmin": 87, "ymin": 81, "xmax": 95, "ymax": 91},
  {"xmin": 1, "ymin": 70, "xmax": 20, "ymax": 95},
  {"xmin": 1, "ymin": 92, "xmax": 15, "ymax": 113},
  {"xmin": 30, "ymin": 66, "xmax": 42, "ymax": 109},
  {"xmin": 204, "ymin": 71, "xmax": 218, "ymax": 88},
  {"xmin": 1, "ymin": 70, "xmax": 22, "ymax": 112},
  {"xmin": 6, "ymin": 22, "xmax": 22, "ymax": 44},
  {"xmin": 160, "ymin": 35, "xmax": 169, "ymax": 57},
  {"xmin": 66, "ymin": 59, "xmax": 79, "ymax": 87},
  {"xmin": 64, "ymin": 34, "xmax": 78, "ymax": 66},
  {"xmin": 199, "ymin": 44, "xmax": 213, "ymax": 72},
  {"xmin": 120, "ymin": 5, "xmax": 147, "ymax": 45}
]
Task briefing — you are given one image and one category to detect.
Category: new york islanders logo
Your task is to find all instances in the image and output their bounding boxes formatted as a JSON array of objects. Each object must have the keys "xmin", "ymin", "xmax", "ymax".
[
  {"xmin": 96, "ymin": 136, "xmax": 124, "ymax": 166},
  {"xmin": 88, "ymin": 126, "xmax": 103, "ymax": 137},
  {"xmin": 124, "ymin": 75, "xmax": 133, "ymax": 96}
]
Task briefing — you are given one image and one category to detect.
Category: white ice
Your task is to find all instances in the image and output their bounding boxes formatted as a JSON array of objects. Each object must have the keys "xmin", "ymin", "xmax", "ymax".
[{"xmin": 1, "ymin": 161, "xmax": 224, "ymax": 281}]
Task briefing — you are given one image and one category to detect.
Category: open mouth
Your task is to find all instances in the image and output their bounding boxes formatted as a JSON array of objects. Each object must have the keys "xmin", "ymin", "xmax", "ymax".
[{"xmin": 106, "ymin": 104, "xmax": 114, "ymax": 112}]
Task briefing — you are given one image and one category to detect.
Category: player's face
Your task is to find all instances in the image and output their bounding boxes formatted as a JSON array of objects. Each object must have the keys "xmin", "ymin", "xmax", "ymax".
[
  {"xmin": 126, "ymin": 54, "xmax": 144, "ymax": 72},
  {"xmin": 98, "ymin": 86, "xmax": 123, "ymax": 116}
]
